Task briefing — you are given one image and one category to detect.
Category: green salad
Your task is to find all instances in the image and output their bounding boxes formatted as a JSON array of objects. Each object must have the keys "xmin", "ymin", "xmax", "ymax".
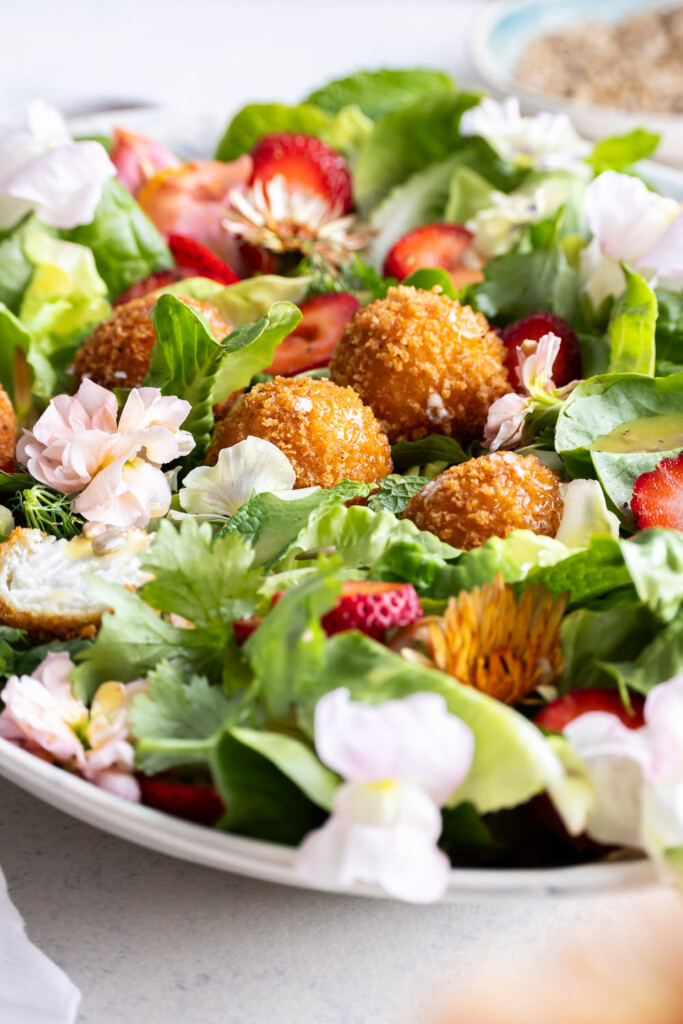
[{"xmin": 0, "ymin": 69, "xmax": 682, "ymax": 903}]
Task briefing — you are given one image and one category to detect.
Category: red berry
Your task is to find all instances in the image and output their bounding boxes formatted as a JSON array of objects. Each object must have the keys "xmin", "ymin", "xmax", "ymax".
[
  {"xmin": 321, "ymin": 581, "xmax": 423, "ymax": 641},
  {"xmin": 250, "ymin": 132, "xmax": 353, "ymax": 213},
  {"xmin": 232, "ymin": 616, "xmax": 263, "ymax": 646},
  {"xmin": 535, "ymin": 688, "xmax": 645, "ymax": 733},
  {"xmin": 139, "ymin": 776, "xmax": 225, "ymax": 826},
  {"xmin": 631, "ymin": 452, "xmax": 683, "ymax": 531},
  {"xmin": 114, "ymin": 268, "xmax": 196, "ymax": 305},
  {"xmin": 501, "ymin": 311, "xmax": 582, "ymax": 389},
  {"xmin": 267, "ymin": 293, "xmax": 361, "ymax": 376},
  {"xmin": 383, "ymin": 223, "xmax": 483, "ymax": 289},
  {"xmin": 167, "ymin": 234, "xmax": 240, "ymax": 285}
]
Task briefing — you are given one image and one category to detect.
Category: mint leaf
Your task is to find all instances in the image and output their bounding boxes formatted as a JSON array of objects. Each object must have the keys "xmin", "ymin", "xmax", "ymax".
[
  {"xmin": 368, "ymin": 474, "xmax": 430, "ymax": 515},
  {"xmin": 473, "ymin": 242, "xmax": 579, "ymax": 325},
  {"xmin": 391, "ymin": 435, "xmax": 468, "ymax": 471}
]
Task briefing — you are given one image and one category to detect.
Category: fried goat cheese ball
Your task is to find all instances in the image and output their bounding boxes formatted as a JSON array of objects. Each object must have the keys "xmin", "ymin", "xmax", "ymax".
[
  {"xmin": 0, "ymin": 383, "xmax": 17, "ymax": 464},
  {"xmin": 403, "ymin": 452, "xmax": 564, "ymax": 550},
  {"xmin": 73, "ymin": 293, "xmax": 229, "ymax": 389},
  {"xmin": 206, "ymin": 376, "xmax": 393, "ymax": 489},
  {"xmin": 329, "ymin": 286, "xmax": 511, "ymax": 444},
  {"xmin": 0, "ymin": 527, "xmax": 153, "ymax": 640}
]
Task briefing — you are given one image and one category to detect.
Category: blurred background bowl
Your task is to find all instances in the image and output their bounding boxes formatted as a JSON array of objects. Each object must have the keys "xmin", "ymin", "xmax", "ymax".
[{"xmin": 472, "ymin": 0, "xmax": 683, "ymax": 167}]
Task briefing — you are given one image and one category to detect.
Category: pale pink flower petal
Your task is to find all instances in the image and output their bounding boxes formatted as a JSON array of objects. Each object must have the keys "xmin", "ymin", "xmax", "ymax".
[
  {"xmin": 110, "ymin": 126, "xmax": 181, "ymax": 197},
  {"xmin": 584, "ymin": 171, "xmax": 680, "ymax": 263},
  {"xmin": 519, "ymin": 332, "xmax": 562, "ymax": 393},
  {"xmin": 484, "ymin": 393, "xmax": 530, "ymax": 452},
  {"xmin": 0, "ymin": 653, "xmax": 86, "ymax": 764},
  {"xmin": 314, "ymin": 689, "xmax": 473, "ymax": 805},
  {"xmin": 637, "ymin": 212, "xmax": 683, "ymax": 277}
]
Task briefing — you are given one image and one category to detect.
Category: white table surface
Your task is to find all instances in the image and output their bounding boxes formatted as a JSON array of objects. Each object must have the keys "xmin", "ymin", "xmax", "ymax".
[{"xmin": 0, "ymin": 2, "xmax": 676, "ymax": 1021}]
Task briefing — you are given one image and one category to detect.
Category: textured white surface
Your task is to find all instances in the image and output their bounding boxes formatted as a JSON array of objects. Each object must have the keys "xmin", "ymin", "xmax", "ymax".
[{"xmin": 1, "ymin": 774, "xmax": 672, "ymax": 1024}]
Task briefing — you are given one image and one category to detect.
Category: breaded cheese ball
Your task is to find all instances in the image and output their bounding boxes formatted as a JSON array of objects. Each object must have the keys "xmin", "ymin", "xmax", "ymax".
[
  {"xmin": 403, "ymin": 452, "xmax": 564, "ymax": 550},
  {"xmin": 0, "ymin": 384, "xmax": 17, "ymax": 464},
  {"xmin": 73, "ymin": 294, "xmax": 229, "ymax": 389},
  {"xmin": 0, "ymin": 527, "xmax": 152, "ymax": 640},
  {"xmin": 206, "ymin": 376, "xmax": 393, "ymax": 489},
  {"xmin": 329, "ymin": 286, "xmax": 511, "ymax": 444}
]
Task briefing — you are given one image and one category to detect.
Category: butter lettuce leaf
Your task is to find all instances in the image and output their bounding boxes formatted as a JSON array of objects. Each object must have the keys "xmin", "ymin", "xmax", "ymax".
[
  {"xmin": 212, "ymin": 300, "xmax": 301, "ymax": 402},
  {"xmin": 607, "ymin": 266, "xmax": 656, "ymax": 376},
  {"xmin": 306, "ymin": 68, "xmax": 455, "ymax": 119}
]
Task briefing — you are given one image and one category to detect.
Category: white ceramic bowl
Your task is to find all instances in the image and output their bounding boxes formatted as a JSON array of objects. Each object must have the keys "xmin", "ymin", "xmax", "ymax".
[{"xmin": 472, "ymin": 0, "xmax": 683, "ymax": 168}]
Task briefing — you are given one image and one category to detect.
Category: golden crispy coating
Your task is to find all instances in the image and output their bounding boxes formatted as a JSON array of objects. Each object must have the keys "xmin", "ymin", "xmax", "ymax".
[
  {"xmin": 73, "ymin": 294, "xmax": 229, "ymax": 389},
  {"xmin": 329, "ymin": 285, "xmax": 511, "ymax": 444},
  {"xmin": 207, "ymin": 376, "xmax": 393, "ymax": 489},
  {"xmin": 403, "ymin": 452, "xmax": 564, "ymax": 550},
  {"xmin": 0, "ymin": 384, "xmax": 16, "ymax": 464}
]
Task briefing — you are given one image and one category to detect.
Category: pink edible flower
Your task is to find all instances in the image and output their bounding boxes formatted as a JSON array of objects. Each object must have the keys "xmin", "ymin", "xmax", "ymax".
[
  {"xmin": 0, "ymin": 651, "xmax": 143, "ymax": 801},
  {"xmin": 17, "ymin": 379, "xmax": 194, "ymax": 528}
]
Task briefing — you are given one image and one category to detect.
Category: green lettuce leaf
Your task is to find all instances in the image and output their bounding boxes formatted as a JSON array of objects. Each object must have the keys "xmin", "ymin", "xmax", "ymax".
[
  {"xmin": 0, "ymin": 303, "xmax": 31, "ymax": 412},
  {"xmin": 654, "ymin": 289, "xmax": 683, "ymax": 375},
  {"xmin": 353, "ymin": 91, "xmax": 481, "ymax": 213},
  {"xmin": 211, "ymin": 300, "xmax": 301, "ymax": 402},
  {"xmin": 146, "ymin": 294, "xmax": 227, "ymax": 457},
  {"xmin": 227, "ymin": 727, "xmax": 337, "ymax": 811},
  {"xmin": 0, "ymin": 217, "xmax": 41, "ymax": 313},
  {"xmin": 602, "ymin": 615, "xmax": 683, "ymax": 695},
  {"xmin": 62, "ymin": 179, "xmax": 172, "ymax": 298},
  {"xmin": 607, "ymin": 266, "xmax": 656, "ymax": 375},
  {"xmin": 522, "ymin": 536, "xmax": 631, "ymax": 608},
  {"xmin": 559, "ymin": 597, "xmax": 659, "ymax": 692},
  {"xmin": 587, "ymin": 129, "xmax": 660, "ymax": 174},
  {"xmin": 156, "ymin": 274, "xmax": 311, "ymax": 326},
  {"xmin": 391, "ymin": 435, "xmax": 468, "ymax": 472},
  {"xmin": 306, "ymin": 68, "xmax": 455, "ymax": 119},
  {"xmin": 619, "ymin": 530, "xmax": 683, "ymax": 623},
  {"xmin": 472, "ymin": 240, "xmax": 579, "ymax": 325},
  {"xmin": 215, "ymin": 103, "xmax": 371, "ymax": 163}
]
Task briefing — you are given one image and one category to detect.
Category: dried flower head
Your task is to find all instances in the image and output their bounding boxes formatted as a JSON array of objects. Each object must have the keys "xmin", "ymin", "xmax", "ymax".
[
  {"xmin": 421, "ymin": 575, "xmax": 568, "ymax": 704},
  {"xmin": 223, "ymin": 174, "xmax": 368, "ymax": 265}
]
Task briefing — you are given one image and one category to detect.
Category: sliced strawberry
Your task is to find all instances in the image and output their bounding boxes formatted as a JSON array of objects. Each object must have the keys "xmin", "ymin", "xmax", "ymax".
[
  {"xmin": 250, "ymin": 133, "xmax": 353, "ymax": 213},
  {"xmin": 631, "ymin": 452, "xmax": 683, "ymax": 531},
  {"xmin": 322, "ymin": 581, "xmax": 423, "ymax": 641},
  {"xmin": 139, "ymin": 776, "xmax": 225, "ymax": 826},
  {"xmin": 114, "ymin": 267, "xmax": 197, "ymax": 305},
  {"xmin": 267, "ymin": 293, "xmax": 361, "ymax": 376},
  {"xmin": 240, "ymin": 242, "xmax": 277, "ymax": 276},
  {"xmin": 232, "ymin": 616, "xmax": 263, "ymax": 646},
  {"xmin": 383, "ymin": 223, "xmax": 484, "ymax": 289},
  {"xmin": 167, "ymin": 234, "xmax": 240, "ymax": 285},
  {"xmin": 502, "ymin": 311, "xmax": 582, "ymax": 390},
  {"xmin": 535, "ymin": 688, "xmax": 645, "ymax": 733}
]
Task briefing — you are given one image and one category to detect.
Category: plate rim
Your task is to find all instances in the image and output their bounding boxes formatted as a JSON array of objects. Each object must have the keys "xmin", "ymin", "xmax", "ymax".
[{"xmin": 0, "ymin": 736, "xmax": 658, "ymax": 902}]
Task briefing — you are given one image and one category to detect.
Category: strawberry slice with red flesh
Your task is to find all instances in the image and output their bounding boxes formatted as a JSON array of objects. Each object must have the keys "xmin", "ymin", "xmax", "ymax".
[
  {"xmin": 631, "ymin": 452, "xmax": 683, "ymax": 531},
  {"xmin": 535, "ymin": 688, "xmax": 645, "ymax": 733},
  {"xmin": 267, "ymin": 293, "xmax": 361, "ymax": 376},
  {"xmin": 250, "ymin": 132, "xmax": 353, "ymax": 214},
  {"xmin": 501, "ymin": 311, "xmax": 582, "ymax": 390},
  {"xmin": 383, "ymin": 223, "xmax": 483, "ymax": 289},
  {"xmin": 139, "ymin": 776, "xmax": 225, "ymax": 826},
  {"xmin": 114, "ymin": 267, "xmax": 197, "ymax": 305},
  {"xmin": 321, "ymin": 581, "xmax": 423, "ymax": 641},
  {"xmin": 167, "ymin": 234, "xmax": 240, "ymax": 285}
]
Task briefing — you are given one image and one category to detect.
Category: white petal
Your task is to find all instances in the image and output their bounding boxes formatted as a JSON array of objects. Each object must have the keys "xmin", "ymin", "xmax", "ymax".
[
  {"xmin": 179, "ymin": 436, "xmax": 297, "ymax": 517},
  {"xmin": 637, "ymin": 210, "xmax": 683, "ymax": 277},
  {"xmin": 555, "ymin": 479, "xmax": 620, "ymax": 548},
  {"xmin": 584, "ymin": 171, "xmax": 680, "ymax": 263},
  {"xmin": 314, "ymin": 689, "xmax": 474, "ymax": 804}
]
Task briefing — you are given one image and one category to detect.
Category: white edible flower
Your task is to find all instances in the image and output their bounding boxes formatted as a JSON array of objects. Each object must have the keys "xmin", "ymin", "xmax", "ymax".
[
  {"xmin": 294, "ymin": 688, "xmax": 474, "ymax": 903},
  {"xmin": 0, "ymin": 100, "xmax": 115, "ymax": 230},
  {"xmin": 178, "ymin": 436, "xmax": 318, "ymax": 519},
  {"xmin": 564, "ymin": 673, "xmax": 683, "ymax": 885},
  {"xmin": 582, "ymin": 170, "xmax": 683, "ymax": 306},
  {"xmin": 460, "ymin": 97, "xmax": 587, "ymax": 171},
  {"xmin": 469, "ymin": 175, "xmax": 583, "ymax": 259}
]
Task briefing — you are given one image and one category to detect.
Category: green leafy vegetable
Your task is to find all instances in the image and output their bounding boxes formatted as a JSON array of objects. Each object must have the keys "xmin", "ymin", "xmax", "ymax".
[
  {"xmin": 522, "ymin": 537, "xmax": 630, "ymax": 608},
  {"xmin": 12, "ymin": 485, "xmax": 84, "ymax": 539},
  {"xmin": 607, "ymin": 266, "xmax": 656, "ymax": 376},
  {"xmin": 559, "ymin": 597, "xmax": 658, "ymax": 693},
  {"xmin": 146, "ymin": 294, "xmax": 227, "ymax": 457},
  {"xmin": 391, "ymin": 435, "xmax": 468, "ymax": 472},
  {"xmin": 62, "ymin": 179, "xmax": 172, "ymax": 298},
  {"xmin": 354, "ymin": 91, "xmax": 481, "ymax": 213},
  {"xmin": 619, "ymin": 530, "xmax": 683, "ymax": 623},
  {"xmin": 214, "ymin": 103, "xmax": 371, "ymax": 163},
  {"xmin": 588, "ymin": 129, "xmax": 660, "ymax": 174},
  {"xmin": 212, "ymin": 300, "xmax": 302, "ymax": 402},
  {"xmin": 0, "ymin": 303, "xmax": 31, "ymax": 410},
  {"xmin": 472, "ymin": 240, "xmax": 579, "ymax": 325},
  {"xmin": 306, "ymin": 68, "xmax": 455, "ymax": 119},
  {"xmin": 0, "ymin": 217, "xmax": 39, "ymax": 314},
  {"xmin": 368, "ymin": 474, "xmax": 430, "ymax": 515}
]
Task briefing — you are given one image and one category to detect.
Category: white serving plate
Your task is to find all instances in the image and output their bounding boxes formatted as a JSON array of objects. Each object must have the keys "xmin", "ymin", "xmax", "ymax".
[
  {"xmin": 0, "ymin": 737, "xmax": 658, "ymax": 901},
  {"xmin": 0, "ymin": 106, "xmax": 677, "ymax": 903},
  {"xmin": 472, "ymin": 0, "xmax": 683, "ymax": 168}
]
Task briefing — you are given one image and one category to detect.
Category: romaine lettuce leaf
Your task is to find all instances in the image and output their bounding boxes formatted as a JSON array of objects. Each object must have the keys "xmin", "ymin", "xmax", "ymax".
[
  {"xmin": 146, "ymin": 294, "xmax": 227, "ymax": 457},
  {"xmin": 353, "ymin": 91, "xmax": 481, "ymax": 213},
  {"xmin": 211, "ymin": 300, "xmax": 301, "ymax": 402},
  {"xmin": 607, "ymin": 266, "xmax": 656, "ymax": 376},
  {"xmin": 62, "ymin": 179, "xmax": 172, "ymax": 298},
  {"xmin": 305, "ymin": 68, "xmax": 455, "ymax": 119}
]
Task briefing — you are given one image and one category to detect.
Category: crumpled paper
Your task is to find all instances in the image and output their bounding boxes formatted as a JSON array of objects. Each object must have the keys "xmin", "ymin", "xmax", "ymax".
[{"xmin": 0, "ymin": 866, "xmax": 80, "ymax": 1023}]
